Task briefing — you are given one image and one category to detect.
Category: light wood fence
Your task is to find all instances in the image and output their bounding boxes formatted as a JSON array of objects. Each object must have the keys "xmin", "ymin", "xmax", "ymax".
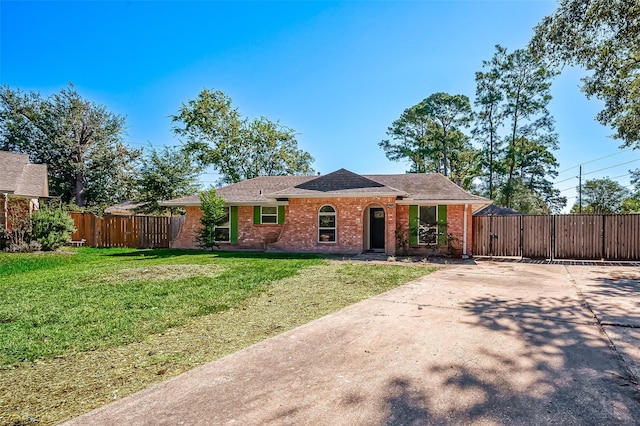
[
  {"xmin": 473, "ymin": 214, "xmax": 640, "ymax": 261},
  {"xmin": 70, "ymin": 212, "xmax": 183, "ymax": 249}
]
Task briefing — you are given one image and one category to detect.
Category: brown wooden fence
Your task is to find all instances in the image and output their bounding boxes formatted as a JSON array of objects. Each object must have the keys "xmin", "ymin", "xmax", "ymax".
[
  {"xmin": 70, "ymin": 212, "xmax": 183, "ymax": 249},
  {"xmin": 473, "ymin": 214, "xmax": 640, "ymax": 261}
]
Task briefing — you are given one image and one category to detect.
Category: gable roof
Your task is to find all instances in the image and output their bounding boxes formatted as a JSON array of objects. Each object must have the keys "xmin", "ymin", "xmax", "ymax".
[
  {"xmin": 0, "ymin": 151, "xmax": 49, "ymax": 198},
  {"xmin": 160, "ymin": 169, "xmax": 491, "ymax": 210},
  {"xmin": 269, "ymin": 168, "xmax": 406, "ymax": 198}
]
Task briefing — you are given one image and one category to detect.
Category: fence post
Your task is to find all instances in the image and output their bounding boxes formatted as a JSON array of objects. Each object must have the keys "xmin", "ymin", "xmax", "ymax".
[
  {"xmin": 489, "ymin": 215, "xmax": 493, "ymax": 258},
  {"xmin": 550, "ymin": 215, "xmax": 555, "ymax": 261},
  {"xmin": 601, "ymin": 215, "xmax": 606, "ymax": 261},
  {"xmin": 519, "ymin": 215, "xmax": 524, "ymax": 259}
]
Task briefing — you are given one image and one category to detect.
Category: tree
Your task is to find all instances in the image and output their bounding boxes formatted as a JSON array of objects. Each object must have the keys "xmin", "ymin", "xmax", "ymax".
[
  {"xmin": 472, "ymin": 45, "xmax": 565, "ymax": 213},
  {"xmin": 473, "ymin": 55, "xmax": 505, "ymax": 200},
  {"xmin": 171, "ymin": 89, "xmax": 314, "ymax": 185},
  {"xmin": 133, "ymin": 145, "xmax": 203, "ymax": 215},
  {"xmin": 0, "ymin": 84, "xmax": 140, "ymax": 208},
  {"xmin": 531, "ymin": 0, "xmax": 640, "ymax": 148},
  {"xmin": 196, "ymin": 188, "xmax": 227, "ymax": 250},
  {"xmin": 379, "ymin": 104, "xmax": 433, "ymax": 173},
  {"xmin": 570, "ymin": 177, "xmax": 630, "ymax": 213},
  {"xmin": 380, "ymin": 92, "xmax": 477, "ymax": 187},
  {"xmin": 621, "ymin": 168, "xmax": 640, "ymax": 213}
]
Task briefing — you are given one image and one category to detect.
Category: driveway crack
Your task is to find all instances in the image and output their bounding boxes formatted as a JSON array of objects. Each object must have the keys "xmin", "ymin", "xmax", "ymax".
[{"xmin": 564, "ymin": 265, "xmax": 640, "ymax": 389}]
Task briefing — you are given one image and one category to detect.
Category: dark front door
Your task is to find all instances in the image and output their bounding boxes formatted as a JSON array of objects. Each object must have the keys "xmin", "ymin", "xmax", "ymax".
[{"xmin": 370, "ymin": 208, "xmax": 385, "ymax": 250}]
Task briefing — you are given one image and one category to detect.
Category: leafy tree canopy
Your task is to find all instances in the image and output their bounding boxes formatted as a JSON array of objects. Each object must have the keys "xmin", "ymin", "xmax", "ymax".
[
  {"xmin": 379, "ymin": 92, "xmax": 477, "ymax": 188},
  {"xmin": 133, "ymin": 145, "xmax": 203, "ymax": 215},
  {"xmin": 171, "ymin": 89, "xmax": 314, "ymax": 185},
  {"xmin": 472, "ymin": 45, "xmax": 565, "ymax": 213},
  {"xmin": 570, "ymin": 177, "xmax": 630, "ymax": 213},
  {"xmin": 0, "ymin": 84, "xmax": 139, "ymax": 208},
  {"xmin": 531, "ymin": 0, "xmax": 640, "ymax": 147}
]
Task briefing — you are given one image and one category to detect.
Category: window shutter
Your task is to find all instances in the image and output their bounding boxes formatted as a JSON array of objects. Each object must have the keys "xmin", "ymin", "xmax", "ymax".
[
  {"xmin": 408, "ymin": 205, "xmax": 418, "ymax": 245},
  {"xmin": 253, "ymin": 206, "xmax": 260, "ymax": 224},
  {"xmin": 437, "ymin": 205, "xmax": 447, "ymax": 246},
  {"xmin": 230, "ymin": 206, "xmax": 238, "ymax": 243},
  {"xmin": 277, "ymin": 205, "xmax": 285, "ymax": 225}
]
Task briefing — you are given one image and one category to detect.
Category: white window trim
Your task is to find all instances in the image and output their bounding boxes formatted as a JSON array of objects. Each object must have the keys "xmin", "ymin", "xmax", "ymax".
[
  {"xmin": 215, "ymin": 207, "xmax": 231, "ymax": 243},
  {"xmin": 318, "ymin": 205, "xmax": 336, "ymax": 243},
  {"xmin": 417, "ymin": 205, "xmax": 438, "ymax": 246},
  {"xmin": 260, "ymin": 206, "xmax": 278, "ymax": 224}
]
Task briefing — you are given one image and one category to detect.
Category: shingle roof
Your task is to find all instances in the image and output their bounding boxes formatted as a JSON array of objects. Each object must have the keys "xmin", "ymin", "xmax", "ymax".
[
  {"xmin": 364, "ymin": 173, "xmax": 488, "ymax": 203},
  {"xmin": 161, "ymin": 175, "xmax": 316, "ymax": 206},
  {"xmin": 0, "ymin": 151, "xmax": 49, "ymax": 198},
  {"xmin": 160, "ymin": 169, "xmax": 491, "ymax": 208},
  {"xmin": 268, "ymin": 168, "xmax": 406, "ymax": 197},
  {"xmin": 473, "ymin": 204, "xmax": 523, "ymax": 216}
]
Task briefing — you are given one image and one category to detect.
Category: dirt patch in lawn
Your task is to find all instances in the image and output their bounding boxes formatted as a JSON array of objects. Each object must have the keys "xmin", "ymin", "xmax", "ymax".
[
  {"xmin": 0, "ymin": 262, "xmax": 431, "ymax": 425},
  {"xmin": 99, "ymin": 264, "xmax": 224, "ymax": 283}
]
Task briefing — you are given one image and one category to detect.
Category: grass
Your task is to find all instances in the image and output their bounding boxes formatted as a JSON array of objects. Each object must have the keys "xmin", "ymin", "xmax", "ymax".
[{"xmin": 0, "ymin": 248, "xmax": 434, "ymax": 425}]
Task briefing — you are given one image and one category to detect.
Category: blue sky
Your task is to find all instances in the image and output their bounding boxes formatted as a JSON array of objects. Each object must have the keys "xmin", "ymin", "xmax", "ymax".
[{"xmin": 2, "ymin": 0, "xmax": 638, "ymax": 211}]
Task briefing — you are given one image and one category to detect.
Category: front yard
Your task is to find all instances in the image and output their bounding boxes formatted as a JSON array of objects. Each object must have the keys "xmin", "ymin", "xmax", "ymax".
[{"xmin": 0, "ymin": 248, "xmax": 433, "ymax": 425}]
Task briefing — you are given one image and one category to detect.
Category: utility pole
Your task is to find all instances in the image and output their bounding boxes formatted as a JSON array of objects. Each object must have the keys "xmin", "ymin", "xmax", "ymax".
[{"xmin": 578, "ymin": 165, "xmax": 582, "ymax": 214}]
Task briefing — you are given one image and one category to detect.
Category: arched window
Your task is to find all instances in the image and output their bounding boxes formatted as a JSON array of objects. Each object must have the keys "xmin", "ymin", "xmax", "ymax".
[{"xmin": 318, "ymin": 205, "xmax": 336, "ymax": 243}]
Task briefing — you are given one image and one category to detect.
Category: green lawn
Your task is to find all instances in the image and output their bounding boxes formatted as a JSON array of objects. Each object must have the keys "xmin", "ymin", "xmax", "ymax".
[
  {"xmin": 0, "ymin": 248, "xmax": 434, "ymax": 425},
  {"xmin": 0, "ymin": 248, "xmax": 325, "ymax": 365}
]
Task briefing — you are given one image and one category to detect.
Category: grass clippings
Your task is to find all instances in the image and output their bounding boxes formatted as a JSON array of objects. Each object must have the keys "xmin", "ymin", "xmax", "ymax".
[{"xmin": 0, "ymin": 250, "xmax": 433, "ymax": 426}]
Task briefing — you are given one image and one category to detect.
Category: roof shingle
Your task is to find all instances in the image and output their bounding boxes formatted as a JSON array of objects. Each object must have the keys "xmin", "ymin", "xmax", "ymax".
[
  {"xmin": 161, "ymin": 169, "xmax": 491, "ymax": 208},
  {"xmin": 0, "ymin": 151, "xmax": 49, "ymax": 197}
]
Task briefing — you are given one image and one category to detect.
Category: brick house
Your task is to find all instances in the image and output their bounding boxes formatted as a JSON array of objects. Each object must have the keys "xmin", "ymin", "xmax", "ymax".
[
  {"xmin": 161, "ymin": 169, "xmax": 491, "ymax": 257},
  {"xmin": 0, "ymin": 151, "xmax": 49, "ymax": 232}
]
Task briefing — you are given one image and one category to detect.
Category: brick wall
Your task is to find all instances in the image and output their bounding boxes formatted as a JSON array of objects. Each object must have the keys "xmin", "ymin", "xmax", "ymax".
[
  {"xmin": 270, "ymin": 197, "xmax": 397, "ymax": 254},
  {"xmin": 236, "ymin": 205, "xmax": 283, "ymax": 250},
  {"xmin": 171, "ymin": 199, "xmax": 472, "ymax": 257},
  {"xmin": 395, "ymin": 203, "xmax": 472, "ymax": 257},
  {"xmin": 171, "ymin": 206, "xmax": 203, "ymax": 249}
]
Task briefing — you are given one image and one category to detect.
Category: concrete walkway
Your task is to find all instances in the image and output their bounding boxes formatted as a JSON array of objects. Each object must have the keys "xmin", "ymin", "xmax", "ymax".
[{"xmin": 66, "ymin": 262, "xmax": 640, "ymax": 425}]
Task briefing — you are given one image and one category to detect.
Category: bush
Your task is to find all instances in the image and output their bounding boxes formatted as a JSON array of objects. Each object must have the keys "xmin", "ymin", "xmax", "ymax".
[
  {"xmin": 32, "ymin": 208, "xmax": 76, "ymax": 251},
  {"xmin": 5, "ymin": 241, "xmax": 42, "ymax": 253}
]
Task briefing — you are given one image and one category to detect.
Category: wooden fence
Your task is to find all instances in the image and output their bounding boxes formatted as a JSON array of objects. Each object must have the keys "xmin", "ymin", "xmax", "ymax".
[
  {"xmin": 70, "ymin": 212, "xmax": 184, "ymax": 249},
  {"xmin": 473, "ymin": 214, "xmax": 640, "ymax": 261}
]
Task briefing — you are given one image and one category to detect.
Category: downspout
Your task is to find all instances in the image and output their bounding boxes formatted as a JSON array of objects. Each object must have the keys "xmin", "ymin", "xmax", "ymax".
[{"xmin": 463, "ymin": 204, "xmax": 468, "ymax": 258}]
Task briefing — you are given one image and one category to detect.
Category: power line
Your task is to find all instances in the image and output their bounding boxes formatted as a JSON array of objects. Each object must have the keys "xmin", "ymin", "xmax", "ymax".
[
  {"xmin": 556, "ymin": 146, "xmax": 635, "ymax": 175},
  {"xmin": 557, "ymin": 171, "xmax": 634, "ymax": 193},
  {"xmin": 554, "ymin": 158, "xmax": 640, "ymax": 184}
]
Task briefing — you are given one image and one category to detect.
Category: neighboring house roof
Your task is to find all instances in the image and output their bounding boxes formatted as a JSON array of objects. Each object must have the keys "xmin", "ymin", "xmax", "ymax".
[
  {"xmin": 104, "ymin": 201, "xmax": 144, "ymax": 215},
  {"xmin": 0, "ymin": 151, "xmax": 49, "ymax": 198},
  {"xmin": 160, "ymin": 169, "xmax": 491, "ymax": 210},
  {"xmin": 474, "ymin": 204, "xmax": 523, "ymax": 216}
]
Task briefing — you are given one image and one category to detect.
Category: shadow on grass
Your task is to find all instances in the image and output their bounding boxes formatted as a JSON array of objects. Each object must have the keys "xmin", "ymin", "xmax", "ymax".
[
  {"xmin": 374, "ymin": 292, "xmax": 640, "ymax": 425},
  {"xmin": 103, "ymin": 248, "xmax": 322, "ymax": 261}
]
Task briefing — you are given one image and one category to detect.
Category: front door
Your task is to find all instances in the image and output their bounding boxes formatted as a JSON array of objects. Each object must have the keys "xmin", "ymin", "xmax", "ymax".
[{"xmin": 369, "ymin": 208, "xmax": 385, "ymax": 250}]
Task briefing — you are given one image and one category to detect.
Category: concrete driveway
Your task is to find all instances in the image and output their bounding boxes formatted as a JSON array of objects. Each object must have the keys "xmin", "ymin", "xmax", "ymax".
[{"xmin": 66, "ymin": 262, "xmax": 640, "ymax": 425}]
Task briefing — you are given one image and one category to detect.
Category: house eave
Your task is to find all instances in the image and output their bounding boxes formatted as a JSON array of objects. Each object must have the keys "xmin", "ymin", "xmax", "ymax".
[
  {"xmin": 396, "ymin": 198, "xmax": 493, "ymax": 212},
  {"xmin": 159, "ymin": 200, "xmax": 290, "ymax": 207},
  {"xmin": 268, "ymin": 191, "xmax": 407, "ymax": 199}
]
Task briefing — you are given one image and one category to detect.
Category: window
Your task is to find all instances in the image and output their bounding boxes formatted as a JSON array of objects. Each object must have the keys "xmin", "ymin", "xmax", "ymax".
[
  {"xmin": 418, "ymin": 206, "xmax": 437, "ymax": 246},
  {"xmin": 318, "ymin": 205, "xmax": 336, "ymax": 243},
  {"xmin": 215, "ymin": 207, "xmax": 230, "ymax": 242},
  {"xmin": 261, "ymin": 206, "xmax": 278, "ymax": 224}
]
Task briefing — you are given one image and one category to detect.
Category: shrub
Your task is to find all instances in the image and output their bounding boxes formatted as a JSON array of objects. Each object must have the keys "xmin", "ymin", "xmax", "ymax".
[
  {"xmin": 1, "ymin": 197, "xmax": 32, "ymax": 247},
  {"xmin": 32, "ymin": 208, "xmax": 76, "ymax": 251},
  {"xmin": 5, "ymin": 241, "xmax": 42, "ymax": 253}
]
